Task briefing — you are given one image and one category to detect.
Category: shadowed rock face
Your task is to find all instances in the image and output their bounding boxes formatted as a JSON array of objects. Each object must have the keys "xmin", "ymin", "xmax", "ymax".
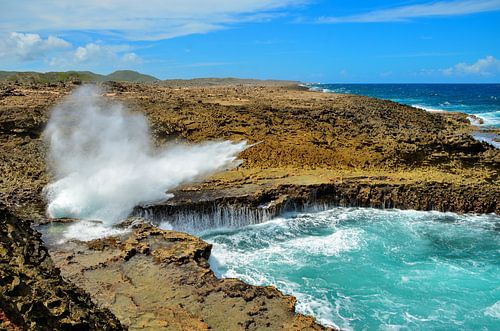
[
  {"xmin": 46, "ymin": 223, "xmax": 331, "ymax": 330},
  {"xmin": 0, "ymin": 205, "xmax": 124, "ymax": 330},
  {"xmin": 133, "ymin": 179, "xmax": 499, "ymax": 233}
]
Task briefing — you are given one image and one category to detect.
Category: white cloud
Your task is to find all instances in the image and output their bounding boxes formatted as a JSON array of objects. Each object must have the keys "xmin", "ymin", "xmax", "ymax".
[
  {"xmin": 318, "ymin": 0, "xmax": 500, "ymax": 23},
  {"xmin": 74, "ymin": 43, "xmax": 103, "ymax": 62},
  {"xmin": 0, "ymin": 31, "xmax": 141, "ymax": 67},
  {"xmin": 121, "ymin": 53, "xmax": 141, "ymax": 64},
  {"xmin": 50, "ymin": 43, "xmax": 142, "ymax": 67},
  {"xmin": 442, "ymin": 56, "xmax": 500, "ymax": 76},
  {"xmin": 0, "ymin": 32, "xmax": 70, "ymax": 61},
  {"xmin": 0, "ymin": 0, "xmax": 304, "ymax": 41}
]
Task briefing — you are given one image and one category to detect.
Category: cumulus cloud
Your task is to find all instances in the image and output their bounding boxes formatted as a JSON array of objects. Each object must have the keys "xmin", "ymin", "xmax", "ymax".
[
  {"xmin": 73, "ymin": 43, "xmax": 139, "ymax": 63},
  {"xmin": 0, "ymin": 0, "xmax": 305, "ymax": 41},
  {"xmin": 73, "ymin": 43, "xmax": 103, "ymax": 62},
  {"xmin": 442, "ymin": 56, "xmax": 500, "ymax": 76},
  {"xmin": 121, "ymin": 52, "xmax": 141, "ymax": 64},
  {"xmin": 49, "ymin": 43, "xmax": 142, "ymax": 67},
  {"xmin": 0, "ymin": 31, "xmax": 141, "ymax": 67},
  {"xmin": 318, "ymin": 0, "xmax": 500, "ymax": 23},
  {"xmin": 0, "ymin": 32, "xmax": 70, "ymax": 61}
]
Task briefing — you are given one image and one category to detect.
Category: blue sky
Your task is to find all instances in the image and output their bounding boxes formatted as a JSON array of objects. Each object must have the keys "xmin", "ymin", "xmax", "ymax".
[{"xmin": 1, "ymin": 0, "xmax": 499, "ymax": 82}]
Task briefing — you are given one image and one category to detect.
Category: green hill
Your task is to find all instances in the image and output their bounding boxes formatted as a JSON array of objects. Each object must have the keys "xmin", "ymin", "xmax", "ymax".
[
  {"xmin": 161, "ymin": 77, "xmax": 301, "ymax": 87},
  {"xmin": 0, "ymin": 70, "xmax": 159, "ymax": 84},
  {"xmin": 106, "ymin": 70, "xmax": 159, "ymax": 82},
  {"xmin": 0, "ymin": 70, "xmax": 299, "ymax": 87}
]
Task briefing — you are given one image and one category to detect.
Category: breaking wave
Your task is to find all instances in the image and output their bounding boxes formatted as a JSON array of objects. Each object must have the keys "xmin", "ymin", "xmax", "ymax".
[{"xmin": 202, "ymin": 208, "xmax": 500, "ymax": 330}]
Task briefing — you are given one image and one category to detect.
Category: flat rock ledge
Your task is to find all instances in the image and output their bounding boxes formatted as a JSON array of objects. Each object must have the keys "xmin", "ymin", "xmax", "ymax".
[{"xmin": 47, "ymin": 222, "xmax": 333, "ymax": 330}]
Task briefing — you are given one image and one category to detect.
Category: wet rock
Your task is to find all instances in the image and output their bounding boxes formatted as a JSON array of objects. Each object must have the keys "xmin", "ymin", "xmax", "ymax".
[{"xmin": 133, "ymin": 179, "xmax": 498, "ymax": 233}]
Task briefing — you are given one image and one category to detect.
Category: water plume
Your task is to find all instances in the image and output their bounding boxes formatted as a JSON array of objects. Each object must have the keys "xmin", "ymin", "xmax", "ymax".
[{"xmin": 43, "ymin": 85, "xmax": 246, "ymax": 223}]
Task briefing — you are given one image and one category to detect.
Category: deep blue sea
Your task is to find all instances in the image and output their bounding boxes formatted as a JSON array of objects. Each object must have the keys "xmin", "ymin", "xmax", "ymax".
[
  {"xmin": 203, "ymin": 208, "xmax": 500, "ymax": 330},
  {"xmin": 306, "ymin": 84, "xmax": 500, "ymax": 129}
]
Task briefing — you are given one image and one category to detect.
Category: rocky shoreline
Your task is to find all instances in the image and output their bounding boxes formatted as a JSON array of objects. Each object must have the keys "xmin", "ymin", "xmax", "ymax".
[
  {"xmin": 134, "ymin": 178, "xmax": 498, "ymax": 233},
  {"xmin": 1, "ymin": 81, "xmax": 498, "ymax": 329},
  {"xmin": 41, "ymin": 221, "xmax": 331, "ymax": 330}
]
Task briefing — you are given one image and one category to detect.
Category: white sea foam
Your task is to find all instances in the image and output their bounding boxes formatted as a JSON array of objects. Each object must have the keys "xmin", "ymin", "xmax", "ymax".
[
  {"xmin": 484, "ymin": 301, "xmax": 500, "ymax": 319},
  {"xmin": 205, "ymin": 210, "xmax": 367, "ymax": 330},
  {"xmin": 467, "ymin": 115, "xmax": 484, "ymax": 126},
  {"xmin": 411, "ymin": 104, "xmax": 445, "ymax": 112},
  {"xmin": 472, "ymin": 132, "xmax": 500, "ymax": 149},
  {"xmin": 284, "ymin": 228, "xmax": 362, "ymax": 256},
  {"xmin": 474, "ymin": 111, "xmax": 500, "ymax": 127},
  {"xmin": 204, "ymin": 207, "xmax": 500, "ymax": 330},
  {"xmin": 292, "ymin": 289, "xmax": 342, "ymax": 329},
  {"xmin": 43, "ymin": 85, "xmax": 247, "ymax": 224},
  {"xmin": 59, "ymin": 221, "xmax": 130, "ymax": 243},
  {"xmin": 209, "ymin": 240, "xmax": 343, "ymax": 329}
]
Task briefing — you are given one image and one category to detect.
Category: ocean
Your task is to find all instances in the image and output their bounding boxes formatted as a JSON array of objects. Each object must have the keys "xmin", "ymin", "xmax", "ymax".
[
  {"xmin": 202, "ymin": 208, "xmax": 500, "ymax": 330},
  {"xmin": 305, "ymin": 84, "xmax": 500, "ymax": 129}
]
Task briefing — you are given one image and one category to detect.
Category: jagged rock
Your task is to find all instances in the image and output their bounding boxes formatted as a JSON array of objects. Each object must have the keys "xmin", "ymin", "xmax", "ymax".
[{"xmin": 0, "ymin": 205, "xmax": 124, "ymax": 330}]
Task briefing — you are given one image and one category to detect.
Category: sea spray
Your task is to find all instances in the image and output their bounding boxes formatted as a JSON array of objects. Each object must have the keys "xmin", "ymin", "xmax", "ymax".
[{"xmin": 43, "ymin": 85, "xmax": 246, "ymax": 224}]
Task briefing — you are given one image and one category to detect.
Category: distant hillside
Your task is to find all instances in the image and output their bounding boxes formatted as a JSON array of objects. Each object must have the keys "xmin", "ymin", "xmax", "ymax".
[
  {"xmin": 0, "ymin": 70, "xmax": 159, "ymax": 84},
  {"xmin": 106, "ymin": 70, "xmax": 158, "ymax": 82},
  {"xmin": 0, "ymin": 71, "xmax": 300, "ymax": 87},
  {"xmin": 161, "ymin": 77, "xmax": 300, "ymax": 87}
]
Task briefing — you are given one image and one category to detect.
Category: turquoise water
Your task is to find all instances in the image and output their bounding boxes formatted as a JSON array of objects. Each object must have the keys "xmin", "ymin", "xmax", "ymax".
[{"xmin": 202, "ymin": 208, "xmax": 500, "ymax": 330}]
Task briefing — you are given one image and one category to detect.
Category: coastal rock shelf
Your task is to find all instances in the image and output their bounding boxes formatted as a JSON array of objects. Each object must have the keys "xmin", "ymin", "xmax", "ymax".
[
  {"xmin": 43, "ymin": 222, "xmax": 331, "ymax": 330},
  {"xmin": 1, "ymin": 81, "xmax": 498, "ymax": 329},
  {"xmin": 134, "ymin": 180, "xmax": 499, "ymax": 233},
  {"xmin": 1, "ymin": 82, "xmax": 499, "ymax": 220}
]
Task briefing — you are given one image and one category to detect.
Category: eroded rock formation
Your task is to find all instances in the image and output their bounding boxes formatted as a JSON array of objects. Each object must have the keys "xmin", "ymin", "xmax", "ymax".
[
  {"xmin": 46, "ymin": 222, "xmax": 330, "ymax": 330},
  {"xmin": 0, "ymin": 205, "xmax": 123, "ymax": 330}
]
